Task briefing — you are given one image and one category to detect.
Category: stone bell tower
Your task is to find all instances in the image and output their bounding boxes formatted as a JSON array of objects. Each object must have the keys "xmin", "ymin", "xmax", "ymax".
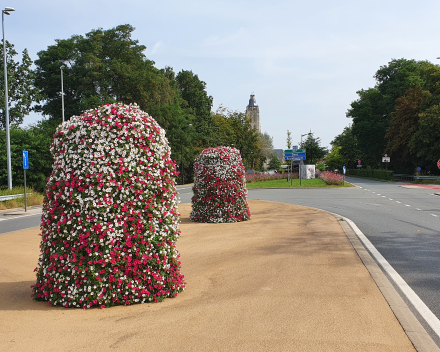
[{"xmin": 246, "ymin": 94, "xmax": 260, "ymax": 133}]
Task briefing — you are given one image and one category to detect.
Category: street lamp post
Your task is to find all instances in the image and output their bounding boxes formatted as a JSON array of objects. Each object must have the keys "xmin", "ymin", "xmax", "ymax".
[
  {"xmin": 180, "ymin": 124, "xmax": 193, "ymax": 185},
  {"xmin": 3, "ymin": 6, "xmax": 15, "ymax": 189},
  {"xmin": 61, "ymin": 65, "xmax": 65, "ymax": 123}
]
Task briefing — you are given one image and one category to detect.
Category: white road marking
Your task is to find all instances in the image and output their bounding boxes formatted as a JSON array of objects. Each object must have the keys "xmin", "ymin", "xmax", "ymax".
[
  {"xmin": 431, "ymin": 214, "xmax": 438, "ymax": 217},
  {"xmin": 389, "ymin": 198, "xmax": 393, "ymax": 200},
  {"xmin": 377, "ymin": 193, "xmax": 381, "ymax": 195},
  {"xmin": 342, "ymin": 216, "xmax": 440, "ymax": 339},
  {"xmin": 396, "ymin": 201, "xmax": 401, "ymax": 204},
  {"xmin": 416, "ymin": 208, "xmax": 422, "ymax": 211},
  {"xmin": 405, "ymin": 205, "xmax": 411, "ymax": 207},
  {"xmin": 382, "ymin": 196, "xmax": 386, "ymax": 198}
]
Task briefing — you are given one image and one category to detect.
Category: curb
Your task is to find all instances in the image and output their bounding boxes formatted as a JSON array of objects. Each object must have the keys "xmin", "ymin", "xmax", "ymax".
[{"xmin": 336, "ymin": 216, "xmax": 440, "ymax": 352}]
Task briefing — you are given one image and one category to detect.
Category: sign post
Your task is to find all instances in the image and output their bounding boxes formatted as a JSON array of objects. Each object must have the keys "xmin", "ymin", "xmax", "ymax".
[
  {"xmin": 22, "ymin": 150, "xmax": 29, "ymax": 212},
  {"xmin": 382, "ymin": 154, "xmax": 390, "ymax": 170},
  {"xmin": 343, "ymin": 166, "xmax": 346, "ymax": 186}
]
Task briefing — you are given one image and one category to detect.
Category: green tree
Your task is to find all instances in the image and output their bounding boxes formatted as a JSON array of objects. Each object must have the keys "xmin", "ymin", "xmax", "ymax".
[
  {"xmin": 259, "ymin": 132, "xmax": 274, "ymax": 160},
  {"xmin": 176, "ymin": 70, "xmax": 217, "ymax": 150},
  {"xmin": 347, "ymin": 88, "xmax": 387, "ymax": 168},
  {"xmin": 409, "ymin": 104, "xmax": 440, "ymax": 173},
  {"xmin": 268, "ymin": 152, "xmax": 282, "ymax": 170},
  {"xmin": 299, "ymin": 132, "xmax": 327, "ymax": 164},
  {"xmin": 211, "ymin": 107, "xmax": 261, "ymax": 170},
  {"xmin": 0, "ymin": 42, "xmax": 40, "ymax": 128},
  {"xmin": 34, "ymin": 25, "xmax": 180, "ymax": 127},
  {"xmin": 331, "ymin": 126, "xmax": 360, "ymax": 169},
  {"xmin": 0, "ymin": 119, "xmax": 57, "ymax": 190},
  {"xmin": 385, "ymin": 86, "xmax": 427, "ymax": 169},
  {"xmin": 326, "ymin": 146, "xmax": 345, "ymax": 171},
  {"xmin": 286, "ymin": 129, "xmax": 292, "ymax": 149}
]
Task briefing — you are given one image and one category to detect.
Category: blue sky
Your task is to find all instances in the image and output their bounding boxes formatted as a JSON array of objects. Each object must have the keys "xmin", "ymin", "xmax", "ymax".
[{"xmin": 5, "ymin": 0, "xmax": 440, "ymax": 149}]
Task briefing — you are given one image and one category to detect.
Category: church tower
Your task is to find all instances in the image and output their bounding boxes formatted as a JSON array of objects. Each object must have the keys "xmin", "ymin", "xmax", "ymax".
[{"xmin": 246, "ymin": 94, "xmax": 260, "ymax": 133}]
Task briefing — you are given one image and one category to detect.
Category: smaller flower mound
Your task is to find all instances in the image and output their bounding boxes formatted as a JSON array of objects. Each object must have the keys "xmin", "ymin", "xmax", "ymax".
[
  {"xmin": 319, "ymin": 171, "xmax": 344, "ymax": 185},
  {"xmin": 191, "ymin": 146, "xmax": 251, "ymax": 223}
]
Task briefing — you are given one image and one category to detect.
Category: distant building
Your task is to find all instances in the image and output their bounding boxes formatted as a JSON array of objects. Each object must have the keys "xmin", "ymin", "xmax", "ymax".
[{"xmin": 246, "ymin": 94, "xmax": 260, "ymax": 133}]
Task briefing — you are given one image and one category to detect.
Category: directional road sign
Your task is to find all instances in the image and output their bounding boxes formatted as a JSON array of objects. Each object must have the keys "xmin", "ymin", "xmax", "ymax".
[
  {"xmin": 22, "ymin": 150, "xmax": 29, "ymax": 170},
  {"xmin": 285, "ymin": 152, "xmax": 306, "ymax": 157},
  {"xmin": 285, "ymin": 156, "xmax": 306, "ymax": 160}
]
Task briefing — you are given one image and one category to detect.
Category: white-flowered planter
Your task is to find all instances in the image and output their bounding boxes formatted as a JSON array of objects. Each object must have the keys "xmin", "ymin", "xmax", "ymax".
[
  {"xmin": 32, "ymin": 103, "xmax": 185, "ymax": 308},
  {"xmin": 191, "ymin": 146, "xmax": 251, "ymax": 223}
]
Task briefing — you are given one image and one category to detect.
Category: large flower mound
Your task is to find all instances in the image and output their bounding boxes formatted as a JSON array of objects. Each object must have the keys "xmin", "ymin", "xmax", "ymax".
[
  {"xmin": 191, "ymin": 146, "xmax": 251, "ymax": 223},
  {"xmin": 32, "ymin": 103, "xmax": 185, "ymax": 308}
]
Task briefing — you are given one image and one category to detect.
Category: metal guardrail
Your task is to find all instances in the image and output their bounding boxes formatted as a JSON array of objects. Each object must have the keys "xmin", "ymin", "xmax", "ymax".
[{"xmin": 0, "ymin": 193, "xmax": 32, "ymax": 202}]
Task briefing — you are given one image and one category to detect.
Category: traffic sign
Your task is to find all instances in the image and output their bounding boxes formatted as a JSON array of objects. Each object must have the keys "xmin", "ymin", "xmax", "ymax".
[
  {"xmin": 285, "ymin": 156, "xmax": 306, "ymax": 160},
  {"xmin": 343, "ymin": 166, "xmax": 346, "ymax": 175},
  {"xmin": 296, "ymin": 149, "xmax": 306, "ymax": 153},
  {"xmin": 284, "ymin": 152, "xmax": 306, "ymax": 157},
  {"xmin": 284, "ymin": 146, "xmax": 298, "ymax": 154},
  {"xmin": 22, "ymin": 150, "xmax": 29, "ymax": 170},
  {"xmin": 437, "ymin": 160, "xmax": 440, "ymax": 169}
]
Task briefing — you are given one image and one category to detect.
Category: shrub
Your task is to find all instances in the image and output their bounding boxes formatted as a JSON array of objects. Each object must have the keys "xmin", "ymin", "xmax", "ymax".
[
  {"xmin": 319, "ymin": 171, "xmax": 344, "ymax": 185},
  {"xmin": 347, "ymin": 169, "xmax": 393, "ymax": 180},
  {"xmin": 32, "ymin": 103, "xmax": 185, "ymax": 308},
  {"xmin": 191, "ymin": 146, "xmax": 251, "ymax": 223},
  {"xmin": 246, "ymin": 173, "xmax": 289, "ymax": 183}
]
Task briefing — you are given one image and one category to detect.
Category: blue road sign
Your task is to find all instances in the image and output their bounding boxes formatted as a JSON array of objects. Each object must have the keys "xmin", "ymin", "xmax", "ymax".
[
  {"xmin": 22, "ymin": 150, "xmax": 29, "ymax": 170},
  {"xmin": 285, "ymin": 156, "xmax": 306, "ymax": 160},
  {"xmin": 285, "ymin": 152, "xmax": 306, "ymax": 157},
  {"xmin": 343, "ymin": 166, "xmax": 346, "ymax": 175}
]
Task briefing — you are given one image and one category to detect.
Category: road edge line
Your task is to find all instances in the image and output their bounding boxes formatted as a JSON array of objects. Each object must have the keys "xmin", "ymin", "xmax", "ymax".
[{"xmin": 334, "ymin": 214, "xmax": 440, "ymax": 352}]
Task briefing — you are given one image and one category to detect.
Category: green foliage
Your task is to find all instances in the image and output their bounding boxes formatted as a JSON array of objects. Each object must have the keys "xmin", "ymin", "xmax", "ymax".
[
  {"xmin": 286, "ymin": 130, "xmax": 292, "ymax": 149},
  {"xmin": 268, "ymin": 152, "xmax": 282, "ymax": 170},
  {"xmin": 409, "ymin": 104, "xmax": 440, "ymax": 173},
  {"xmin": 347, "ymin": 168, "xmax": 394, "ymax": 180},
  {"xmin": 299, "ymin": 132, "xmax": 327, "ymax": 164},
  {"xmin": 259, "ymin": 132, "xmax": 274, "ymax": 160},
  {"xmin": 331, "ymin": 126, "xmax": 360, "ymax": 169},
  {"xmin": 316, "ymin": 161, "xmax": 326, "ymax": 172},
  {"xmin": 347, "ymin": 88, "xmax": 387, "ymax": 167},
  {"xmin": 212, "ymin": 107, "xmax": 261, "ymax": 170},
  {"xmin": 385, "ymin": 86, "xmax": 426, "ymax": 168},
  {"xmin": 345, "ymin": 58, "xmax": 440, "ymax": 172},
  {"xmin": 326, "ymin": 146, "xmax": 345, "ymax": 170},
  {"xmin": 0, "ymin": 119, "xmax": 57, "ymax": 191},
  {"xmin": 0, "ymin": 42, "xmax": 41, "ymax": 128}
]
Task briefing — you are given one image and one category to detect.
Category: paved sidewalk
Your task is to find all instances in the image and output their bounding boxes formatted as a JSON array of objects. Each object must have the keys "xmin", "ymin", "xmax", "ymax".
[{"xmin": 0, "ymin": 200, "xmax": 436, "ymax": 351}]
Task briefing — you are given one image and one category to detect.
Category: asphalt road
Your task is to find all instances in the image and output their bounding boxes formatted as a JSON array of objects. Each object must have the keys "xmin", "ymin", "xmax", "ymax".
[{"xmin": 3, "ymin": 179, "xmax": 440, "ymax": 345}]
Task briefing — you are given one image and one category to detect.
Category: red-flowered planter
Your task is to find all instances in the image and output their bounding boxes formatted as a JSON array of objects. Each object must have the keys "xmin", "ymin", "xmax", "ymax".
[
  {"xmin": 191, "ymin": 146, "xmax": 251, "ymax": 223},
  {"xmin": 319, "ymin": 171, "xmax": 344, "ymax": 185},
  {"xmin": 32, "ymin": 103, "xmax": 185, "ymax": 308}
]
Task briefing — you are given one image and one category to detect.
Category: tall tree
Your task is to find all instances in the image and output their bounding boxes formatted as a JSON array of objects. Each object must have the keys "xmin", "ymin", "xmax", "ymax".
[
  {"xmin": 259, "ymin": 132, "xmax": 274, "ymax": 160},
  {"xmin": 347, "ymin": 88, "xmax": 387, "ymax": 167},
  {"xmin": 34, "ymin": 24, "xmax": 179, "ymax": 128},
  {"xmin": 175, "ymin": 70, "xmax": 216, "ymax": 150},
  {"xmin": 211, "ymin": 107, "xmax": 261, "ymax": 170},
  {"xmin": 299, "ymin": 132, "xmax": 327, "ymax": 164},
  {"xmin": 0, "ymin": 42, "xmax": 40, "ymax": 128},
  {"xmin": 385, "ymin": 86, "xmax": 427, "ymax": 168},
  {"xmin": 331, "ymin": 126, "xmax": 360, "ymax": 169},
  {"xmin": 286, "ymin": 130, "xmax": 292, "ymax": 149},
  {"xmin": 409, "ymin": 104, "xmax": 440, "ymax": 173}
]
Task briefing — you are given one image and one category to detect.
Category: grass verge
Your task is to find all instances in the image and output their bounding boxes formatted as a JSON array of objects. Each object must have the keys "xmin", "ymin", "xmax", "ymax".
[
  {"xmin": 0, "ymin": 188, "xmax": 44, "ymax": 210},
  {"xmin": 246, "ymin": 178, "xmax": 353, "ymax": 188}
]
